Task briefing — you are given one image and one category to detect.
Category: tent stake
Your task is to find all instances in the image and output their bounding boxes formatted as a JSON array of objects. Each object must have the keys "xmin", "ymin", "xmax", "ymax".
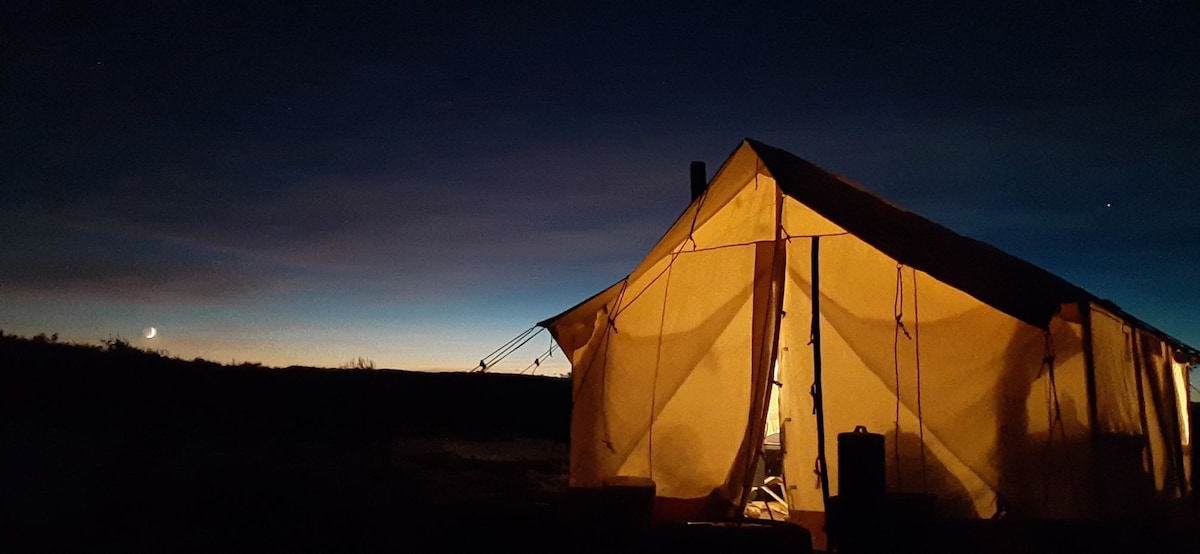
[{"xmin": 811, "ymin": 237, "xmax": 832, "ymax": 511}]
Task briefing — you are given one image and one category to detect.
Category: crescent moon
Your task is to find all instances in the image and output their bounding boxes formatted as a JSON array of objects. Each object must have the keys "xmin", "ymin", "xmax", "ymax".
[{"xmin": 144, "ymin": 327, "xmax": 158, "ymax": 339}]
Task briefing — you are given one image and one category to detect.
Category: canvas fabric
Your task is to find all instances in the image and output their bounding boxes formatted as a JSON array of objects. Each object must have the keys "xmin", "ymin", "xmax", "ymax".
[{"xmin": 541, "ymin": 140, "xmax": 1194, "ymax": 520}]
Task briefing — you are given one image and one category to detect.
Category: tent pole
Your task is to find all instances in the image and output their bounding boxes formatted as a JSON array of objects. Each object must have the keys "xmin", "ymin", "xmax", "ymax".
[
  {"xmin": 1079, "ymin": 301, "xmax": 1102, "ymax": 515},
  {"xmin": 1080, "ymin": 301, "xmax": 1099, "ymax": 437},
  {"xmin": 811, "ymin": 237, "xmax": 832, "ymax": 511}
]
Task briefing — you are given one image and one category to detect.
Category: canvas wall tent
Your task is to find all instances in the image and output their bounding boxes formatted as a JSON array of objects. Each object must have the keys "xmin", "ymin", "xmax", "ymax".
[{"xmin": 539, "ymin": 139, "xmax": 1198, "ymax": 523}]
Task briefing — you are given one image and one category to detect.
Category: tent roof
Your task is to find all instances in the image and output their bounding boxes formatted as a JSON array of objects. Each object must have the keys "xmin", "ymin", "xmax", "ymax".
[
  {"xmin": 541, "ymin": 139, "xmax": 1200, "ymax": 360},
  {"xmin": 746, "ymin": 138, "xmax": 1091, "ymax": 329}
]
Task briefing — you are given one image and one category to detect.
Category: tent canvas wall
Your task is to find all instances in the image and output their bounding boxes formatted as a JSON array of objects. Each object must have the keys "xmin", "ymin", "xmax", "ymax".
[{"xmin": 540, "ymin": 139, "xmax": 1196, "ymax": 522}]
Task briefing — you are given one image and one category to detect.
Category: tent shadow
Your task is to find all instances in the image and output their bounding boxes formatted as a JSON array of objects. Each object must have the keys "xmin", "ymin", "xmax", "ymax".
[{"xmin": 890, "ymin": 426, "xmax": 976, "ymax": 519}]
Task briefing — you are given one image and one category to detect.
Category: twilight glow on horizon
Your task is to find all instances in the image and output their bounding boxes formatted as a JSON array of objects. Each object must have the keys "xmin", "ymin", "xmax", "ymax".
[{"xmin": 2, "ymin": 3, "xmax": 1197, "ymax": 378}]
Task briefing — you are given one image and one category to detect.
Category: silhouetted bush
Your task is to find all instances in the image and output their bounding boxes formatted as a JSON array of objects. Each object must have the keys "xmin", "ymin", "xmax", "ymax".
[{"xmin": 339, "ymin": 356, "xmax": 376, "ymax": 370}]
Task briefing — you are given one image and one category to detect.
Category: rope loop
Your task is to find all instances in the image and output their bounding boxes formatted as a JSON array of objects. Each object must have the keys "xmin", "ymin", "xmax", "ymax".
[{"xmin": 894, "ymin": 263, "xmax": 912, "ymax": 340}]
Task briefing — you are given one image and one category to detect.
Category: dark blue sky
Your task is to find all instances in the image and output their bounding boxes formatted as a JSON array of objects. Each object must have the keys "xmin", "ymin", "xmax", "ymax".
[{"xmin": 2, "ymin": 2, "xmax": 1197, "ymax": 374}]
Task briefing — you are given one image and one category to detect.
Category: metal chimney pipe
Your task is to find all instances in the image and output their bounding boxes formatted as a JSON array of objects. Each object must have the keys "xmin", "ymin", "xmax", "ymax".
[{"xmin": 690, "ymin": 161, "xmax": 707, "ymax": 201}]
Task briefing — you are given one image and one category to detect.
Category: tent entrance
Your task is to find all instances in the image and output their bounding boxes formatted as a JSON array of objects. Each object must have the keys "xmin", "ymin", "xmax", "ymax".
[{"xmin": 746, "ymin": 378, "xmax": 789, "ymax": 520}]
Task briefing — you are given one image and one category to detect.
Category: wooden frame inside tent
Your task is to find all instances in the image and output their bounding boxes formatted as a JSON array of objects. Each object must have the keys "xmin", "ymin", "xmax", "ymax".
[{"xmin": 538, "ymin": 139, "xmax": 1197, "ymax": 531}]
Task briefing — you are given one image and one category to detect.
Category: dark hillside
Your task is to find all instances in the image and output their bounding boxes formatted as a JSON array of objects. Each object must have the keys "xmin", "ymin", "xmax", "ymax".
[
  {"xmin": 0, "ymin": 334, "xmax": 572, "ymax": 550},
  {"xmin": 1, "ymin": 334, "xmax": 570, "ymax": 441}
]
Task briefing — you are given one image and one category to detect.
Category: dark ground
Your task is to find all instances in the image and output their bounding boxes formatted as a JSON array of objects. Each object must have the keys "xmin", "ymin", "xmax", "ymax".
[
  {"xmin": 2, "ymin": 334, "xmax": 1196, "ymax": 552},
  {"xmin": 0, "ymin": 334, "xmax": 578, "ymax": 551}
]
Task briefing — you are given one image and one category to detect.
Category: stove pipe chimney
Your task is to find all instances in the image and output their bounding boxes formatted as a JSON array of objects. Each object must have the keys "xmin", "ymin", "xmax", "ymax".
[{"xmin": 690, "ymin": 161, "xmax": 707, "ymax": 202}]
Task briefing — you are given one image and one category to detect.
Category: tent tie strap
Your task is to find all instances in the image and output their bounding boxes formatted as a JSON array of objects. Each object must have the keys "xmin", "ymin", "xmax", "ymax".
[
  {"xmin": 895, "ymin": 314, "xmax": 912, "ymax": 340},
  {"xmin": 1038, "ymin": 354, "xmax": 1056, "ymax": 378}
]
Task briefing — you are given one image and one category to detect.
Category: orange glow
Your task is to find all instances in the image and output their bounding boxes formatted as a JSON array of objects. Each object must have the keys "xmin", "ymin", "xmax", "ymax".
[{"xmin": 1172, "ymin": 360, "xmax": 1190, "ymax": 447}]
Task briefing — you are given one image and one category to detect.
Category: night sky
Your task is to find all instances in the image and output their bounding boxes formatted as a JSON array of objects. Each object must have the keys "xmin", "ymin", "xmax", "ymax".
[{"xmin": 3, "ymin": 2, "xmax": 1198, "ymax": 377}]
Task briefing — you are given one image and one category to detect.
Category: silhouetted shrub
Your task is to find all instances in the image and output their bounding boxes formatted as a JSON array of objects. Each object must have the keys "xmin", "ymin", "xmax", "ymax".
[{"xmin": 339, "ymin": 356, "xmax": 376, "ymax": 370}]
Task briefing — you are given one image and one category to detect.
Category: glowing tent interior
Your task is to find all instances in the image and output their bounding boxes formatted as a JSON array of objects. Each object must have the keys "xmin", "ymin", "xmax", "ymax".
[{"xmin": 538, "ymin": 139, "xmax": 1196, "ymax": 527}]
